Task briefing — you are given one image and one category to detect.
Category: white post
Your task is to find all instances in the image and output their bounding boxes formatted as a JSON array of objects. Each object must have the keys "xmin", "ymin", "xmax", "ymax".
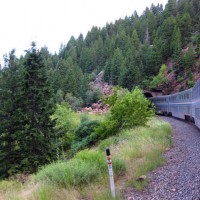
[{"xmin": 106, "ymin": 148, "xmax": 116, "ymax": 198}]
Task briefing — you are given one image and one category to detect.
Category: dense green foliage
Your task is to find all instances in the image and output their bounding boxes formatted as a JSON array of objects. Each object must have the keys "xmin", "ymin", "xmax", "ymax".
[
  {"xmin": 150, "ymin": 64, "xmax": 168, "ymax": 88},
  {"xmin": 50, "ymin": 103, "xmax": 80, "ymax": 150},
  {"xmin": 0, "ymin": 51, "xmax": 24, "ymax": 178},
  {"xmin": 0, "ymin": 45, "xmax": 57, "ymax": 178},
  {"xmin": 57, "ymin": 0, "xmax": 199, "ymax": 89},
  {"xmin": 70, "ymin": 119, "xmax": 100, "ymax": 156},
  {"xmin": 21, "ymin": 43, "xmax": 56, "ymax": 172},
  {"xmin": 0, "ymin": 0, "xmax": 199, "ymax": 178},
  {"xmin": 51, "ymin": 87, "xmax": 154, "ymax": 157},
  {"xmin": 92, "ymin": 87, "xmax": 155, "ymax": 141},
  {"xmin": 0, "ymin": 118, "xmax": 171, "ymax": 199}
]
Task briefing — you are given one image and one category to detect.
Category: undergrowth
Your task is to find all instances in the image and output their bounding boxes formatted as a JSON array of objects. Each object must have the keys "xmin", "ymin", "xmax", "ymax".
[
  {"xmin": 0, "ymin": 117, "xmax": 172, "ymax": 200},
  {"xmin": 34, "ymin": 150, "xmax": 126, "ymax": 187}
]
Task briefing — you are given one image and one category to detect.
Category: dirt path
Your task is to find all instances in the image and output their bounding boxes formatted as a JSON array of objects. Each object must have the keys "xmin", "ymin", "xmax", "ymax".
[{"xmin": 124, "ymin": 116, "xmax": 200, "ymax": 200}]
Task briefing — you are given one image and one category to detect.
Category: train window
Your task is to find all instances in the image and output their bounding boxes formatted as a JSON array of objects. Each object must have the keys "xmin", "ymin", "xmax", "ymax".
[
  {"xmin": 195, "ymin": 108, "xmax": 200, "ymax": 120},
  {"xmin": 169, "ymin": 96, "xmax": 176, "ymax": 101},
  {"xmin": 156, "ymin": 98, "xmax": 167, "ymax": 102}
]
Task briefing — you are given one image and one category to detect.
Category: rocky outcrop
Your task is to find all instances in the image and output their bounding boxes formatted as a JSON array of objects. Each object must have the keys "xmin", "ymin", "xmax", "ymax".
[
  {"xmin": 80, "ymin": 71, "xmax": 112, "ymax": 114},
  {"xmin": 158, "ymin": 55, "xmax": 200, "ymax": 94},
  {"xmin": 90, "ymin": 71, "xmax": 113, "ymax": 97}
]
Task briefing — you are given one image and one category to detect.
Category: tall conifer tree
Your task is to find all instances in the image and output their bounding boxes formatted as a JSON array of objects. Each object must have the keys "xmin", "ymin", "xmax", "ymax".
[
  {"xmin": 0, "ymin": 50, "xmax": 24, "ymax": 178},
  {"xmin": 21, "ymin": 42, "xmax": 56, "ymax": 172}
]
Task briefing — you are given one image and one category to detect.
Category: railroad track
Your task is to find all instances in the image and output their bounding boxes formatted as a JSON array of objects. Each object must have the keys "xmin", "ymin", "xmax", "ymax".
[{"xmin": 124, "ymin": 116, "xmax": 200, "ymax": 199}]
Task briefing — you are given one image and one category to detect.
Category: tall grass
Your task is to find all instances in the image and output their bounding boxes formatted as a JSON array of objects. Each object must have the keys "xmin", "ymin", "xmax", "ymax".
[
  {"xmin": 101, "ymin": 118, "xmax": 172, "ymax": 190},
  {"xmin": 0, "ymin": 180, "xmax": 23, "ymax": 200},
  {"xmin": 34, "ymin": 149, "xmax": 126, "ymax": 188},
  {"xmin": 1, "ymin": 118, "xmax": 172, "ymax": 200}
]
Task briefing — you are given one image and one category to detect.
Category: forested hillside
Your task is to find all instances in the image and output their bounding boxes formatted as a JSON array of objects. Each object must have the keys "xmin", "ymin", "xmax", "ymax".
[
  {"xmin": 0, "ymin": 0, "xmax": 200, "ymax": 178},
  {"xmin": 57, "ymin": 0, "xmax": 200, "ymax": 93}
]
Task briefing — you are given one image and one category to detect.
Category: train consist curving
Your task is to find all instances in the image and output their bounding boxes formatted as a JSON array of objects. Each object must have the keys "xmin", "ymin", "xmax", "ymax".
[{"xmin": 150, "ymin": 79, "xmax": 200, "ymax": 128}]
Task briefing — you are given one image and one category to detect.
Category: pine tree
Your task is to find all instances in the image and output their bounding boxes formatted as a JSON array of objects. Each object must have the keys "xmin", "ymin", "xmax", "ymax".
[
  {"xmin": 171, "ymin": 26, "xmax": 182, "ymax": 59},
  {"xmin": 121, "ymin": 48, "xmax": 141, "ymax": 90},
  {"xmin": 145, "ymin": 45, "xmax": 163, "ymax": 76},
  {"xmin": 165, "ymin": 0, "xmax": 177, "ymax": 16},
  {"xmin": 0, "ymin": 50, "xmax": 24, "ymax": 178},
  {"xmin": 131, "ymin": 29, "xmax": 140, "ymax": 49},
  {"xmin": 103, "ymin": 61, "xmax": 111, "ymax": 83},
  {"xmin": 111, "ymin": 48, "xmax": 124, "ymax": 85},
  {"xmin": 21, "ymin": 43, "xmax": 56, "ymax": 172},
  {"xmin": 176, "ymin": 12, "xmax": 192, "ymax": 45}
]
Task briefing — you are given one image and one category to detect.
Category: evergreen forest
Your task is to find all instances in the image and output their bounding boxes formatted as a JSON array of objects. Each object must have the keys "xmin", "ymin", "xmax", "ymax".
[{"xmin": 0, "ymin": 0, "xmax": 200, "ymax": 178}]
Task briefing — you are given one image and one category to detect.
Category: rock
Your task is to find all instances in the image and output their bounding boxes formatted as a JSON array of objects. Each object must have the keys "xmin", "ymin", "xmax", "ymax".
[{"xmin": 136, "ymin": 175, "xmax": 147, "ymax": 182}]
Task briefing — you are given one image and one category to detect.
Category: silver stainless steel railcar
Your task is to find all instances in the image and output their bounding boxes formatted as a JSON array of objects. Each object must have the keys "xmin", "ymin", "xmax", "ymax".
[
  {"xmin": 192, "ymin": 79, "xmax": 200, "ymax": 128},
  {"xmin": 150, "ymin": 79, "xmax": 200, "ymax": 129}
]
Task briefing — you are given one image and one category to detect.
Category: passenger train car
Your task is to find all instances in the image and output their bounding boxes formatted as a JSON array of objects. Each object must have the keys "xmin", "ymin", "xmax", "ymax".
[{"xmin": 150, "ymin": 79, "xmax": 200, "ymax": 128}]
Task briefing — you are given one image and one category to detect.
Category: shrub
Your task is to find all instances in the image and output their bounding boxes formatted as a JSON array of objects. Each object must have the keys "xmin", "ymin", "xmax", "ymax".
[
  {"xmin": 177, "ymin": 75, "xmax": 183, "ymax": 83},
  {"xmin": 75, "ymin": 120, "xmax": 100, "ymax": 139},
  {"xmin": 70, "ymin": 137, "xmax": 92, "ymax": 157},
  {"xmin": 110, "ymin": 87, "xmax": 155, "ymax": 128},
  {"xmin": 187, "ymin": 80, "xmax": 194, "ymax": 88},
  {"xmin": 150, "ymin": 64, "xmax": 168, "ymax": 88},
  {"xmin": 69, "ymin": 119, "xmax": 101, "ymax": 155},
  {"xmin": 91, "ymin": 119, "xmax": 118, "ymax": 142},
  {"xmin": 92, "ymin": 87, "xmax": 155, "ymax": 141},
  {"xmin": 105, "ymin": 86, "xmax": 128, "ymax": 107},
  {"xmin": 51, "ymin": 103, "xmax": 80, "ymax": 134},
  {"xmin": 50, "ymin": 103, "xmax": 80, "ymax": 150}
]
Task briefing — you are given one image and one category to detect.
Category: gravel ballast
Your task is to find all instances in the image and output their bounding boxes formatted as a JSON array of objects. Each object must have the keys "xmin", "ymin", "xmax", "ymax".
[{"xmin": 124, "ymin": 116, "xmax": 200, "ymax": 200}]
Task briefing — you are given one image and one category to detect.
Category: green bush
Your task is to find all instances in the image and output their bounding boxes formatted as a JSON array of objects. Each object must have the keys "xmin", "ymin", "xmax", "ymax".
[
  {"xmin": 105, "ymin": 86, "xmax": 128, "ymax": 107},
  {"xmin": 110, "ymin": 87, "xmax": 155, "ymax": 128},
  {"xmin": 51, "ymin": 103, "xmax": 80, "ymax": 133},
  {"xmin": 150, "ymin": 64, "xmax": 168, "ymax": 88},
  {"xmin": 92, "ymin": 87, "xmax": 155, "ymax": 141},
  {"xmin": 75, "ymin": 120, "xmax": 100, "ymax": 139},
  {"xmin": 187, "ymin": 80, "xmax": 194, "ymax": 88},
  {"xmin": 177, "ymin": 75, "xmax": 183, "ymax": 83},
  {"xmin": 69, "ymin": 119, "xmax": 101, "ymax": 156},
  {"xmin": 70, "ymin": 137, "xmax": 92, "ymax": 156},
  {"xmin": 50, "ymin": 103, "xmax": 80, "ymax": 149},
  {"xmin": 91, "ymin": 119, "xmax": 118, "ymax": 142}
]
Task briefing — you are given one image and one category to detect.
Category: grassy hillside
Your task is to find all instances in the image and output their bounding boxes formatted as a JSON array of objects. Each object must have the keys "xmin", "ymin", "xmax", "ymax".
[{"xmin": 0, "ymin": 117, "xmax": 172, "ymax": 200}]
